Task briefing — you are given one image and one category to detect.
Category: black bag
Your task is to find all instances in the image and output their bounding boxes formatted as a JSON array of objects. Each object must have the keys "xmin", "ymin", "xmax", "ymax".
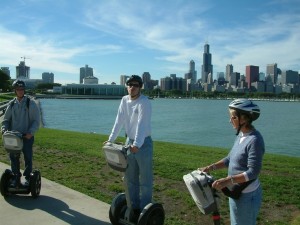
[{"xmin": 221, "ymin": 179, "xmax": 255, "ymax": 199}]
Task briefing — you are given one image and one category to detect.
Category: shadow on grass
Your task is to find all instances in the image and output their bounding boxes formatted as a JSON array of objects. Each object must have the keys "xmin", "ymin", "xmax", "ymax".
[{"xmin": 4, "ymin": 195, "xmax": 111, "ymax": 225}]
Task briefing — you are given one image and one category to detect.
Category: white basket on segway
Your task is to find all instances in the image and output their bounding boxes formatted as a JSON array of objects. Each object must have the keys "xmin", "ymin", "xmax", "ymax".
[
  {"xmin": 103, "ymin": 142, "xmax": 128, "ymax": 172},
  {"xmin": 103, "ymin": 142, "xmax": 165, "ymax": 225},
  {"xmin": 2, "ymin": 131, "xmax": 23, "ymax": 153},
  {"xmin": 183, "ymin": 170, "xmax": 221, "ymax": 224}
]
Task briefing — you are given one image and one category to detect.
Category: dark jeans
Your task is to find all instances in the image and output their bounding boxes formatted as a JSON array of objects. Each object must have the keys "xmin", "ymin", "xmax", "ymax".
[{"xmin": 10, "ymin": 136, "xmax": 34, "ymax": 180}]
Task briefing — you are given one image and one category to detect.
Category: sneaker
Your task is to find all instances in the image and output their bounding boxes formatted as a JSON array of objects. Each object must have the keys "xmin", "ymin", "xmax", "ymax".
[{"xmin": 24, "ymin": 178, "xmax": 30, "ymax": 186}]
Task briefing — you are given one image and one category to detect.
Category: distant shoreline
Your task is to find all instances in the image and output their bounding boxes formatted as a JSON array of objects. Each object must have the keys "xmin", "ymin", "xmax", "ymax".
[
  {"xmin": 34, "ymin": 94, "xmax": 300, "ymax": 102},
  {"xmin": 35, "ymin": 94, "xmax": 122, "ymax": 100}
]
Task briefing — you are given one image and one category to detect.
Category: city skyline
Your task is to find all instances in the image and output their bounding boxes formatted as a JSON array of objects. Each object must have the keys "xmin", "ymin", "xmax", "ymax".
[{"xmin": 0, "ymin": 0, "xmax": 299, "ymax": 85}]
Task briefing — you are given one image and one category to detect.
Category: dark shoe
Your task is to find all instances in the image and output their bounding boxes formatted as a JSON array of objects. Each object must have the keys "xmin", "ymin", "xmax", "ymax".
[
  {"xmin": 24, "ymin": 178, "xmax": 30, "ymax": 186},
  {"xmin": 131, "ymin": 209, "xmax": 141, "ymax": 223},
  {"xmin": 10, "ymin": 177, "xmax": 21, "ymax": 188}
]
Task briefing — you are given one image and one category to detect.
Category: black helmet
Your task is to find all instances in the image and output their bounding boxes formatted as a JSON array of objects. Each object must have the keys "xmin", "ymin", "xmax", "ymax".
[
  {"xmin": 126, "ymin": 75, "xmax": 143, "ymax": 87},
  {"xmin": 229, "ymin": 98, "xmax": 260, "ymax": 121},
  {"xmin": 12, "ymin": 80, "xmax": 26, "ymax": 89}
]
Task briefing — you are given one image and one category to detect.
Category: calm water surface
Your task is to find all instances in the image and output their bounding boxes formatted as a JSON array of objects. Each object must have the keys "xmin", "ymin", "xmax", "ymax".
[{"xmin": 40, "ymin": 98, "xmax": 300, "ymax": 157}]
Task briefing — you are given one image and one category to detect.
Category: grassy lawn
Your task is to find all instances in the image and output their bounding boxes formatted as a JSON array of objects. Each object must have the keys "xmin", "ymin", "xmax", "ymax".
[{"xmin": 0, "ymin": 128, "xmax": 299, "ymax": 225}]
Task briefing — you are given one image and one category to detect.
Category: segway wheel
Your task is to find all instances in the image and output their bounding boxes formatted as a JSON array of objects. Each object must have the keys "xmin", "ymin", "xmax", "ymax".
[
  {"xmin": 0, "ymin": 169, "xmax": 13, "ymax": 197},
  {"xmin": 30, "ymin": 170, "xmax": 41, "ymax": 198},
  {"xmin": 138, "ymin": 203, "xmax": 165, "ymax": 225},
  {"xmin": 109, "ymin": 193, "xmax": 127, "ymax": 225}
]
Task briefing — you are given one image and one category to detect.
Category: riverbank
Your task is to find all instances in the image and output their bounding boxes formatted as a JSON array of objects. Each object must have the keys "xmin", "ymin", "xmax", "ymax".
[{"xmin": 0, "ymin": 128, "xmax": 299, "ymax": 225}]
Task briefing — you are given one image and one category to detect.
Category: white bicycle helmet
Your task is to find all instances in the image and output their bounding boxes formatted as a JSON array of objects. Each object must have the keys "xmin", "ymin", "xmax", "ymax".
[{"xmin": 229, "ymin": 98, "xmax": 260, "ymax": 121}]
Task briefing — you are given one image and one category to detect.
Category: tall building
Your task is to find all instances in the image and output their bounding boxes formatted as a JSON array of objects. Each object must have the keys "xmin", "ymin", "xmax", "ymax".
[
  {"xmin": 185, "ymin": 60, "xmax": 197, "ymax": 91},
  {"xmin": 142, "ymin": 72, "xmax": 151, "ymax": 89},
  {"xmin": 80, "ymin": 65, "xmax": 93, "ymax": 84},
  {"xmin": 201, "ymin": 43, "xmax": 213, "ymax": 83},
  {"xmin": 226, "ymin": 64, "xmax": 233, "ymax": 82},
  {"xmin": 230, "ymin": 72, "xmax": 240, "ymax": 87},
  {"xmin": 16, "ymin": 61, "xmax": 30, "ymax": 79},
  {"xmin": 84, "ymin": 76, "xmax": 98, "ymax": 84},
  {"xmin": 281, "ymin": 70, "xmax": 299, "ymax": 85},
  {"xmin": 217, "ymin": 72, "xmax": 225, "ymax": 85},
  {"xmin": 266, "ymin": 63, "xmax": 278, "ymax": 84},
  {"xmin": 120, "ymin": 75, "xmax": 130, "ymax": 86},
  {"xmin": 160, "ymin": 76, "xmax": 172, "ymax": 91},
  {"xmin": 189, "ymin": 60, "xmax": 197, "ymax": 84},
  {"xmin": 217, "ymin": 72, "xmax": 224, "ymax": 79},
  {"xmin": 245, "ymin": 65, "xmax": 259, "ymax": 89},
  {"xmin": 42, "ymin": 72, "xmax": 54, "ymax": 83}
]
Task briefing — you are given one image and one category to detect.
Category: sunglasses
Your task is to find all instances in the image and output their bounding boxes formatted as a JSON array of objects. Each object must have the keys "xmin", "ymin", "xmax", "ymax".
[{"xmin": 127, "ymin": 83, "xmax": 140, "ymax": 88}]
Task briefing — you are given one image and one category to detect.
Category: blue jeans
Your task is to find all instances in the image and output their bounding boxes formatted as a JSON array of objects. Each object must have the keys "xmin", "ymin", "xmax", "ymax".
[
  {"xmin": 229, "ymin": 185, "xmax": 262, "ymax": 225},
  {"xmin": 125, "ymin": 136, "xmax": 153, "ymax": 210},
  {"xmin": 10, "ymin": 137, "xmax": 34, "ymax": 180}
]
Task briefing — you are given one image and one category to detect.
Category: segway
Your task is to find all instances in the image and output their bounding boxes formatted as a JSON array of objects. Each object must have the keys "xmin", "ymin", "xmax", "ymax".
[
  {"xmin": 0, "ymin": 131, "xmax": 41, "ymax": 198},
  {"xmin": 103, "ymin": 142, "xmax": 165, "ymax": 225}
]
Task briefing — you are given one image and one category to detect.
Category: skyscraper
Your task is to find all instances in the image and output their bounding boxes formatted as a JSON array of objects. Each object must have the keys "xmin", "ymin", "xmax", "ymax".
[
  {"xmin": 142, "ymin": 72, "xmax": 151, "ymax": 90},
  {"xmin": 201, "ymin": 43, "xmax": 213, "ymax": 83},
  {"xmin": 189, "ymin": 60, "xmax": 197, "ymax": 84},
  {"xmin": 80, "ymin": 65, "xmax": 93, "ymax": 84},
  {"xmin": 120, "ymin": 75, "xmax": 130, "ymax": 86},
  {"xmin": 231, "ymin": 72, "xmax": 240, "ymax": 87},
  {"xmin": 16, "ymin": 61, "xmax": 30, "ymax": 79},
  {"xmin": 245, "ymin": 65, "xmax": 259, "ymax": 89},
  {"xmin": 185, "ymin": 60, "xmax": 197, "ymax": 88},
  {"xmin": 226, "ymin": 64, "xmax": 233, "ymax": 82},
  {"xmin": 42, "ymin": 72, "xmax": 54, "ymax": 83},
  {"xmin": 281, "ymin": 70, "xmax": 299, "ymax": 85},
  {"xmin": 266, "ymin": 63, "xmax": 278, "ymax": 84}
]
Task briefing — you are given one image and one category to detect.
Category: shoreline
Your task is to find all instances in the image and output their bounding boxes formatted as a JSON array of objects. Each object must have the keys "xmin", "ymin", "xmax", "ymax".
[{"xmin": 35, "ymin": 94, "xmax": 300, "ymax": 102}]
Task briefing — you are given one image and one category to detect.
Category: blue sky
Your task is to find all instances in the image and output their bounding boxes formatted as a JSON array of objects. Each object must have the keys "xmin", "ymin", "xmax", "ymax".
[{"xmin": 0, "ymin": 0, "xmax": 299, "ymax": 85}]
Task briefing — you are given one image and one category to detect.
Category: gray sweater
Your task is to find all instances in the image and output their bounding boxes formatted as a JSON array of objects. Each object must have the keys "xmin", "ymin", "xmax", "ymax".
[
  {"xmin": 1, "ymin": 96, "xmax": 40, "ymax": 135},
  {"xmin": 223, "ymin": 129, "xmax": 265, "ymax": 181}
]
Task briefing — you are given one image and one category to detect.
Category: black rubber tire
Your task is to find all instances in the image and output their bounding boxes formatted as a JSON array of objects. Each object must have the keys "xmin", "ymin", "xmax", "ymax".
[
  {"xmin": 0, "ymin": 169, "xmax": 13, "ymax": 197},
  {"xmin": 138, "ymin": 203, "xmax": 165, "ymax": 225},
  {"xmin": 30, "ymin": 170, "xmax": 41, "ymax": 198},
  {"xmin": 109, "ymin": 193, "xmax": 127, "ymax": 225}
]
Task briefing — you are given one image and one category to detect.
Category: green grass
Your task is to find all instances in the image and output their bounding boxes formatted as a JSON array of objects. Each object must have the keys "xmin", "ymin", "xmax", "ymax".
[
  {"xmin": 0, "ymin": 93, "xmax": 14, "ymax": 102},
  {"xmin": 0, "ymin": 128, "xmax": 299, "ymax": 225}
]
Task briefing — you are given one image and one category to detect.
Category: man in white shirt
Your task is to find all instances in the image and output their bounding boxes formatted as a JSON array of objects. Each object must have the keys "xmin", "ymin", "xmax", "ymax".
[{"xmin": 107, "ymin": 75, "xmax": 153, "ymax": 217}]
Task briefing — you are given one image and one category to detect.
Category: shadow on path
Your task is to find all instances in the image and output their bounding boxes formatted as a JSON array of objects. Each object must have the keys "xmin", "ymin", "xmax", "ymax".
[{"xmin": 4, "ymin": 195, "xmax": 111, "ymax": 225}]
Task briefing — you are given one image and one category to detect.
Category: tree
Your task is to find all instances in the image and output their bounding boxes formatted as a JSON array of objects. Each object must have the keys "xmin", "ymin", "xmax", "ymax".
[{"xmin": 0, "ymin": 70, "xmax": 10, "ymax": 92}]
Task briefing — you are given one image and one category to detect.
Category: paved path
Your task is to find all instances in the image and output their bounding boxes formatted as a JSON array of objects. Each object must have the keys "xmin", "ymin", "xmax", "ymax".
[{"xmin": 0, "ymin": 162, "xmax": 111, "ymax": 225}]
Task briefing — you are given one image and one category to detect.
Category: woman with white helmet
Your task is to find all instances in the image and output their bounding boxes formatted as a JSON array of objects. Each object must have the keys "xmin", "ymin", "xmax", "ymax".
[{"xmin": 200, "ymin": 99, "xmax": 265, "ymax": 225}]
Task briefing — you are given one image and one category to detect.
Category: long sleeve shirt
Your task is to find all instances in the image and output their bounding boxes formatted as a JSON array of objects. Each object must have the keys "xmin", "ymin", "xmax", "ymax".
[
  {"xmin": 108, "ymin": 94, "xmax": 151, "ymax": 148},
  {"xmin": 1, "ymin": 96, "xmax": 40, "ymax": 135},
  {"xmin": 223, "ymin": 129, "xmax": 265, "ymax": 181}
]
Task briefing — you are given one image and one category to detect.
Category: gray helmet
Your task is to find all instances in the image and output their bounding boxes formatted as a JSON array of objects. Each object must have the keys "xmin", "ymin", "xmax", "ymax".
[
  {"xmin": 229, "ymin": 98, "xmax": 260, "ymax": 121},
  {"xmin": 126, "ymin": 75, "xmax": 143, "ymax": 87},
  {"xmin": 12, "ymin": 80, "xmax": 26, "ymax": 89}
]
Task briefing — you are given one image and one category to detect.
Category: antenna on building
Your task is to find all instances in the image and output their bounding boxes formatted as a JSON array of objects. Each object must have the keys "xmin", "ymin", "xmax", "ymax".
[{"xmin": 21, "ymin": 56, "xmax": 31, "ymax": 64}]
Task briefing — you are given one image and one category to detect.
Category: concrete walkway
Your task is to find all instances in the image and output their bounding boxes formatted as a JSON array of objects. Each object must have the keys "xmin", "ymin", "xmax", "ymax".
[{"xmin": 0, "ymin": 162, "xmax": 111, "ymax": 225}]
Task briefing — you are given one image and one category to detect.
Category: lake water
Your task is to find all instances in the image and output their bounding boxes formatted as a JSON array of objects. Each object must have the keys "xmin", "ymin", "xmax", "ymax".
[{"xmin": 39, "ymin": 98, "xmax": 300, "ymax": 157}]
